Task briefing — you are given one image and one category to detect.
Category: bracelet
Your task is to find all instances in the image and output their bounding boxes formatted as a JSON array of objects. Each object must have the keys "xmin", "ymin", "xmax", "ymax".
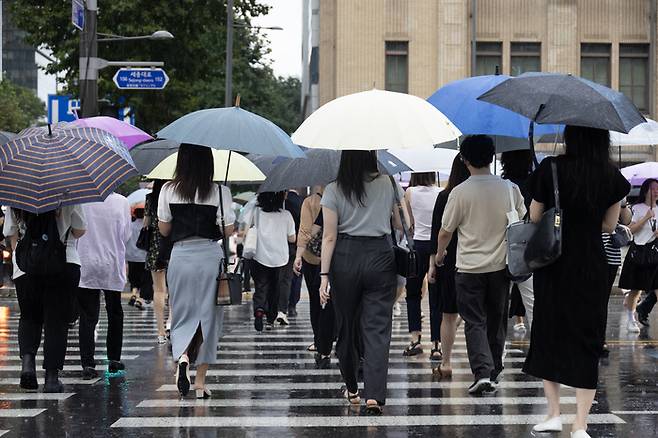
[{"xmin": 320, "ymin": 272, "xmax": 330, "ymax": 276}]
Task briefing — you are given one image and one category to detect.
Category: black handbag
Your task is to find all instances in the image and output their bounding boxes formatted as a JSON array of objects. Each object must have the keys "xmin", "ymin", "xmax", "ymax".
[
  {"xmin": 628, "ymin": 241, "xmax": 658, "ymax": 267},
  {"xmin": 135, "ymin": 227, "xmax": 150, "ymax": 251},
  {"xmin": 389, "ymin": 176, "xmax": 418, "ymax": 279},
  {"xmin": 215, "ymin": 183, "xmax": 243, "ymax": 306},
  {"xmin": 610, "ymin": 224, "xmax": 631, "ymax": 249},
  {"xmin": 524, "ymin": 161, "xmax": 563, "ymax": 271}
]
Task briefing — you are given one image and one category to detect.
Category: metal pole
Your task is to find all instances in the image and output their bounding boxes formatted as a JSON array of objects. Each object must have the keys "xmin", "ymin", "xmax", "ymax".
[
  {"xmin": 80, "ymin": 0, "xmax": 98, "ymax": 117},
  {"xmin": 224, "ymin": 0, "xmax": 234, "ymax": 107},
  {"xmin": 650, "ymin": 0, "xmax": 657, "ymax": 119},
  {"xmin": 471, "ymin": 0, "xmax": 477, "ymax": 76}
]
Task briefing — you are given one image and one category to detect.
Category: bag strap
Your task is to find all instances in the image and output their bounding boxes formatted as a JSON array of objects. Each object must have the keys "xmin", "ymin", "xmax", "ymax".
[
  {"xmin": 389, "ymin": 176, "xmax": 415, "ymax": 251},
  {"xmin": 217, "ymin": 184, "xmax": 229, "ymax": 272},
  {"xmin": 550, "ymin": 161, "xmax": 560, "ymax": 211}
]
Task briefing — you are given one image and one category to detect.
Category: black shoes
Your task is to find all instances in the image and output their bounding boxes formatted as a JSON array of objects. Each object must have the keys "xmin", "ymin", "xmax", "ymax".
[
  {"xmin": 288, "ymin": 306, "xmax": 298, "ymax": 317},
  {"xmin": 254, "ymin": 310, "xmax": 264, "ymax": 332},
  {"xmin": 468, "ymin": 378, "xmax": 495, "ymax": 395},
  {"xmin": 82, "ymin": 367, "xmax": 98, "ymax": 380},
  {"xmin": 108, "ymin": 361, "xmax": 125, "ymax": 373},
  {"xmin": 637, "ymin": 312, "xmax": 650, "ymax": 327},
  {"xmin": 20, "ymin": 354, "xmax": 37, "ymax": 390},
  {"xmin": 315, "ymin": 354, "xmax": 331, "ymax": 369},
  {"xmin": 43, "ymin": 369, "xmax": 63, "ymax": 393}
]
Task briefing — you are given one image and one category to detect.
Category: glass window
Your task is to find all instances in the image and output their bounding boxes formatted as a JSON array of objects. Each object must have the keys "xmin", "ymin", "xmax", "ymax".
[
  {"xmin": 385, "ymin": 41, "xmax": 408, "ymax": 93},
  {"xmin": 475, "ymin": 42, "xmax": 502, "ymax": 76},
  {"xmin": 580, "ymin": 43, "xmax": 611, "ymax": 87},
  {"xmin": 310, "ymin": 47, "xmax": 319, "ymax": 85},
  {"xmin": 620, "ymin": 44, "xmax": 649, "ymax": 112},
  {"xmin": 511, "ymin": 42, "xmax": 540, "ymax": 76}
]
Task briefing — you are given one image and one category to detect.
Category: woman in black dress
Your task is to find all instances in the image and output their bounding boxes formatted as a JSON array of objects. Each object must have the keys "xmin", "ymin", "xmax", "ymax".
[{"xmin": 524, "ymin": 126, "xmax": 630, "ymax": 438}]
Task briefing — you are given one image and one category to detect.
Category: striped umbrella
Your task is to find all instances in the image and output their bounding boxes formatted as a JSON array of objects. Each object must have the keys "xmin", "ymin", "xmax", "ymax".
[{"xmin": 0, "ymin": 126, "xmax": 138, "ymax": 213}]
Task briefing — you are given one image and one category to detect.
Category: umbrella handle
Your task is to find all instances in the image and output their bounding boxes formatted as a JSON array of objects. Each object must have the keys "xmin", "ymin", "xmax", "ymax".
[{"xmin": 218, "ymin": 151, "xmax": 233, "ymax": 272}]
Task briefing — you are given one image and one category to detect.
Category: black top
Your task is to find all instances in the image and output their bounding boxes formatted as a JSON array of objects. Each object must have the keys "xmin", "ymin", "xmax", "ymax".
[
  {"xmin": 285, "ymin": 191, "xmax": 303, "ymax": 234},
  {"xmin": 169, "ymin": 204, "xmax": 222, "ymax": 243},
  {"xmin": 430, "ymin": 190, "xmax": 457, "ymax": 267}
]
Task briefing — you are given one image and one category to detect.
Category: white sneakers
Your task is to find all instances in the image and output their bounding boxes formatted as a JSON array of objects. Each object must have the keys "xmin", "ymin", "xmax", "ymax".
[
  {"xmin": 571, "ymin": 430, "xmax": 591, "ymax": 438},
  {"xmin": 276, "ymin": 312, "xmax": 289, "ymax": 326},
  {"xmin": 467, "ymin": 377, "xmax": 495, "ymax": 395},
  {"xmin": 393, "ymin": 302, "xmax": 402, "ymax": 317},
  {"xmin": 627, "ymin": 319, "xmax": 641, "ymax": 333},
  {"xmin": 513, "ymin": 322, "xmax": 527, "ymax": 333},
  {"xmin": 532, "ymin": 416, "xmax": 563, "ymax": 432}
]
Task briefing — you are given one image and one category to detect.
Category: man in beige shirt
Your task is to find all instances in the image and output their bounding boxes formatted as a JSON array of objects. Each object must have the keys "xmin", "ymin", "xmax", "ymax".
[{"xmin": 436, "ymin": 135, "xmax": 526, "ymax": 395}]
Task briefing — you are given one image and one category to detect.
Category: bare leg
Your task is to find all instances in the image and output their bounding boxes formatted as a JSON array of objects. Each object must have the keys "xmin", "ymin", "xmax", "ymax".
[
  {"xmin": 515, "ymin": 316, "xmax": 524, "ymax": 325},
  {"xmin": 151, "ymin": 270, "xmax": 168, "ymax": 337},
  {"xmin": 624, "ymin": 290, "xmax": 641, "ymax": 315},
  {"xmin": 194, "ymin": 363, "xmax": 208, "ymax": 389},
  {"xmin": 440, "ymin": 313, "xmax": 458, "ymax": 367},
  {"xmin": 543, "ymin": 379, "xmax": 561, "ymax": 419},
  {"xmin": 573, "ymin": 388, "xmax": 596, "ymax": 432}
]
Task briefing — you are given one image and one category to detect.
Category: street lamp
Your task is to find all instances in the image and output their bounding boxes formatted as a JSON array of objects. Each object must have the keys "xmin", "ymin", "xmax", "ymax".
[
  {"xmin": 97, "ymin": 30, "xmax": 174, "ymax": 43},
  {"xmin": 224, "ymin": 1, "xmax": 283, "ymax": 107}
]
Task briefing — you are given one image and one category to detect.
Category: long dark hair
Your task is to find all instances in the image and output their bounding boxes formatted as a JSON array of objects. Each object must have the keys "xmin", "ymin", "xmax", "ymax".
[
  {"xmin": 562, "ymin": 125, "xmax": 613, "ymax": 211},
  {"xmin": 147, "ymin": 179, "xmax": 167, "ymax": 212},
  {"xmin": 336, "ymin": 150, "xmax": 379, "ymax": 206},
  {"xmin": 501, "ymin": 150, "xmax": 533, "ymax": 181},
  {"xmin": 638, "ymin": 178, "xmax": 658, "ymax": 206},
  {"xmin": 444, "ymin": 155, "xmax": 470, "ymax": 194},
  {"xmin": 257, "ymin": 191, "xmax": 286, "ymax": 212},
  {"xmin": 409, "ymin": 172, "xmax": 437, "ymax": 187},
  {"xmin": 172, "ymin": 143, "xmax": 214, "ymax": 202}
]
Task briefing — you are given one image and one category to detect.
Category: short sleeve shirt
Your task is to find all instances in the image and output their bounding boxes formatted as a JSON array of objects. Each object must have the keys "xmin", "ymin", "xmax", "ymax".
[{"xmin": 245, "ymin": 208, "xmax": 296, "ymax": 267}]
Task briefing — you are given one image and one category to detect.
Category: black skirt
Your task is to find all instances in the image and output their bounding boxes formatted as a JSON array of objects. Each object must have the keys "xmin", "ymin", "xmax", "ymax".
[{"xmin": 618, "ymin": 250, "xmax": 658, "ymax": 291}]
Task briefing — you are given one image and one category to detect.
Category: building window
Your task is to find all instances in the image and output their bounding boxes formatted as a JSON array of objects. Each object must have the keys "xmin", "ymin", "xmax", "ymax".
[
  {"xmin": 310, "ymin": 47, "xmax": 319, "ymax": 85},
  {"xmin": 511, "ymin": 42, "xmax": 541, "ymax": 76},
  {"xmin": 385, "ymin": 41, "xmax": 408, "ymax": 93},
  {"xmin": 580, "ymin": 43, "xmax": 611, "ymax": 87},
  {"xmin": 620, "ymin": 44, "xmax": 649, "ymax": 113},
  {"xmin": 475, "ymin": 42, "xmax": 502, "ymax": 76}
]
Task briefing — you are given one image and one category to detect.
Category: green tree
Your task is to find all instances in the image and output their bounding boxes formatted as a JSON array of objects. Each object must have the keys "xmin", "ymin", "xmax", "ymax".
[
  {"xmin": 0, "ymin": 80, "xmax": 45, "ymax": 132},
  {"xmin": 10, "ymin": 0, "xmax": 300, "ymax": 134}
]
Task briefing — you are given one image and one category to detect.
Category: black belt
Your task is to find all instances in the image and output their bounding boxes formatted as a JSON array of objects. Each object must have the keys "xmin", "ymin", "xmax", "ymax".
[{"xmin": 338, "ymin": 233, "xmax": 387, "ymax": 241}]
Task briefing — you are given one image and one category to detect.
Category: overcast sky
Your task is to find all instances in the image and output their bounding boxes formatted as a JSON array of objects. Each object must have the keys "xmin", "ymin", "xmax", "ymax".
[{"xmin": 252, "ymin": 0, "xmax": 303, "ymax": 78}]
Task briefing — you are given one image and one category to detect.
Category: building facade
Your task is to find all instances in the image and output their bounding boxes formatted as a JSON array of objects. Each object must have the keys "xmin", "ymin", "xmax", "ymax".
[{"xmin": 301, "ymin": 0, "xmax": 658, "ymax": 163}]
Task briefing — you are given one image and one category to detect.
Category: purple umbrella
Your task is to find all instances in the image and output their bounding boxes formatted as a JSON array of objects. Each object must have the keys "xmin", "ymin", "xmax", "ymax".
[
  {"xmin": 621, "ymin": 162, "xmax": 658, "ymax": 186},
  {"xmin": 71, "ymin": 116, "xmax": 152, "ymax": 149}
]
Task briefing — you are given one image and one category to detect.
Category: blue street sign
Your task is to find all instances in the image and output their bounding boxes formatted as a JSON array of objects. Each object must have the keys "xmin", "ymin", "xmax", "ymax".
[
  {"xmin": 113, "ymin": 68, "xmax": 169, "ymax": 90},
  {"xmin": 47, "ymin": 95, "xmax": 80, "ymax": 124},
  {"xmin": 72, "ymin": 0, "xmax": 84, "ymax": 30}
]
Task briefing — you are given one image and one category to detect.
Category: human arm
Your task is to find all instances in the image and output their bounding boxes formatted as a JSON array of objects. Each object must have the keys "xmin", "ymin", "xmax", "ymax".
[
  {"xmin": 294, "ymin": 198, "xmax": 316, "ymax": 274},
  {"xmin": 403, "ymin": 189, "xmax": 415, "ymax": 234},
  {"xmin": 287, "ymin": 212, "xmax": 296, "ymax": 244},
  {"xmin": 629, "ymin": 207, "xmax": 654, "ymax": 235},
  {"xmin": 69, "ymin": 205, "xmax": 86, "ymax": 239},
  {"xmin": 392, "ymin": 185, "xmax": 412, "ymax": 232},
  {"xmin": 319, "ymin": 207, "xmax": 338, "ymax": 306},
  {"xmin": 603, "ymin": 202, "xmax": 622, "ymax": 234},
  {"xmin": 435, "ymin": 229, "xmax": 453, "ymax": 266},
  {"xmin": 529, "ymin": 200, "xmax": 545, "ymax": 224},
  {"xmin": 619, "ymin": 202, "xmax": 632, "ymax": 225}
]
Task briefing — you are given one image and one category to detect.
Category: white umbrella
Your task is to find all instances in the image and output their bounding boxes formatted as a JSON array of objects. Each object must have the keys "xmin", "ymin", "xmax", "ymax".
[
  {"xmin": 292, "ymin": 89, "xmax": 461, "ymax": 150},
  {"xmin": 126, "ymin": 188, "xmax": 151, "ymax": 206},
  {"xmin": 387, "ymin": 148, "xmax": 458, "ymax": 174},
  {"xmin": 610, "ymin": 119, "xmax": 658, "ymax": 146}
]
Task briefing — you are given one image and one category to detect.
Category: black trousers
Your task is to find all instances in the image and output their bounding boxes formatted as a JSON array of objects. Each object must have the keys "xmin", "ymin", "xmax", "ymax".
[
  {"xmin": 303, "ymin": 260, "xmax": 335, "ymax": 355},
  {"xmin": 252, "ymin": 261, "xmax": 286, "ymax": 323},
  {"xmin": 427, "ymin": 280, "xmax": 443, "ymax": 343},
  {"xmin": 127, "ymin": 261, "xmax": 153, "ymax": 301},
  {"xmin": 637, "ymin": 289, "xmax": 657, "ymax": 316},
  {"xmin": 330, "ymin": 235, "xmax": 396, "ymax": 404},
  {"xmin": 76, "ymin": 288, "xmax": 124, "ymax": 368},
  {"xmin": 277, "ymin": 249, "xmax": 296, "ymax": 313},
  {"xmin": 17, "ymin": 264, "xmax": 80, "ymax": 370},
  {"xmin": 405, "ymin": 240, "xmax": 433, "ymax": 333},
  {"xmin": 455, "ymin": 269, "xmax": 510, "ymax": 381}
]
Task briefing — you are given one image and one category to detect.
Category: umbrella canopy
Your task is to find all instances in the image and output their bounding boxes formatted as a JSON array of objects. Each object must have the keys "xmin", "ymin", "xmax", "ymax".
[
  {"xmin": 428, "ymin": 75, "xmax": 561, "ymax": 139},
  {"xmin": 610, "ymin": 119, "xmax": 658, "ymax": 146},
  {"xmin": 621, "ymin": 162, "xmax": 658, "ymax": 186},
  {"xmin": 157, "ymin": 106, "xmax": 304, "ymax": 158},
  {"xmin": 0, "ymin": 126, "xmax": 137, "ymax": 213},
  {"xmin": 0, "ymin": 131, "xmax": 16, "ymax": 145},
  {"xmin": 71, "ymin": 116, "xmax": 153, "ymax": 149},
  {"xmin": 147, "ymin": 149, "xmax": 266, "ymax": 183},
  {"xmin": 478, "ymin": 72, "xmax": 646, "ymax": 133},
  {"xmin": 130, "ymin": 138, "xmax": 179, "ymax": 175},
  {"xmin": 436, "ymin": 135, "xmax": 532, "ymax": 153},
  {"xmin": 292, "ymin": 89, "xmax": 461, "ymax": 150},
  {"xmin": 387, "ymin": 148, "xmax": 458, "ymax": 174},
  {"xmin": 234, "ymin": 191, "xmax": 256, "ymax": 204},
  {"xmin": 257, "ymin": 149, "xmax": 412, "ymax": 192},
  {"xmin": 126, "ymin": 188, "xmax": 151, "ymax": 206}
]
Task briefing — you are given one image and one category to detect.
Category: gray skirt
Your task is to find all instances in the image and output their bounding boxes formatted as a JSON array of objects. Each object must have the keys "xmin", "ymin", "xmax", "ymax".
[{"xmin": 167, "ymin": 239, "xmax": 224, "ymax": 365}]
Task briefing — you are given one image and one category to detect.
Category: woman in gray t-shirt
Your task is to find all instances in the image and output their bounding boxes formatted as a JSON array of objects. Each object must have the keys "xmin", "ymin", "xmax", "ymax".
[{"xmin": 319, "ymin": 150, "xmax": 409, "ymax": 415}]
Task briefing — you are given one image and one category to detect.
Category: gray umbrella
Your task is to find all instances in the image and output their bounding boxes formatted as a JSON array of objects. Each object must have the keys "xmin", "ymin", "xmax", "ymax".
[
  {"xmin": 129, "ymin": 138, "xmax": 179, "ymax": 175},
  {"xmin": 257, "ymin": 150, "xmax": 412, "ymax": 192},
  {"xmin": 436, "ymin": 135, "xmax": 531, "ymax": 153},
  {"xmin": 0, "ymin": 131, "xmax": 16, "ymax": 145},
  {"xmin": 478, "ymin": 72, "xmax": 646, "ymax": 133}
]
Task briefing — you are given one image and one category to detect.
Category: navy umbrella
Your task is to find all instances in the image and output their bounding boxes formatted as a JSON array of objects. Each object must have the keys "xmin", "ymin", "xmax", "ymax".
[
  {"xmin": 478, "ymin": 72, "xmax": 646, "ymax": 133},
  {"xmin": 0, "ymin": 126, "xmax": 137, "ymax": 213}
]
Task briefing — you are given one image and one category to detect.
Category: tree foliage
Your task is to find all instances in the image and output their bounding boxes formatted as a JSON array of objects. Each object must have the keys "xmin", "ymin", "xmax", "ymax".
[
  {"xmin": 0, "ymin": 80, "xmax": 46, "ymax": 132},
  {"xmin": 10, "ymin": 0, "xmax": 301, "ymax": 134}
]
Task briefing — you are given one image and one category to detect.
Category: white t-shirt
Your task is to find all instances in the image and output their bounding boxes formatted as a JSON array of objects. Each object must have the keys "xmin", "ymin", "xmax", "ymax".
[
  {"xmin": 408, "ymin": 185, "xmax": 442, "ymax": 241},
  {"xmin": 157, "ymin": 183, "xmax": 235, "ymax": 225},
  {"xmin": 3, "ymin": 205, "xmax": 87, "ymax": 279},
  {"xmin": 244, "ymin": 207, "xmax": 295, "ymax": 267},
  {"xmin": 631, "ymin": 203, "xmax": 658, "ymax": 245}
]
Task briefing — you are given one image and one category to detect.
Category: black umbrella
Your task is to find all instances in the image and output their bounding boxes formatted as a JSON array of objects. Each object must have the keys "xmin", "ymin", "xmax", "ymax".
[
  {"xmin": 436, "ymin": 135, "xmax": 532, "ymax": 153},
  {"xmin": 0, "ymin": 131, "xmax": 16, "ymax": 145},
  {"xmin": 478, "ymin": 72, "xmax": 646, "ymax": 134},
  {"xmin": 129, "ymin": 138, "xmax": 179, "ymax": 175},
  {"xmin": 257, "ymin": 150, "xmax": 412, "ymax": 192}
]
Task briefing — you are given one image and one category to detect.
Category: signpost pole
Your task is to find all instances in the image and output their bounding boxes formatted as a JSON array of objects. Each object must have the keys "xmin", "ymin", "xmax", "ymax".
[{"xmin": 80, "ymin": 0, "xmax": 98, "ymax": 117}]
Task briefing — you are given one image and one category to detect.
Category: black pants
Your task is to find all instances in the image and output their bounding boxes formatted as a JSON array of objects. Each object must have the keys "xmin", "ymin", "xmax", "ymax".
[
  {"xmin": 289, "ymin": 272, "xmax": 302, "ymax": 309},
  {"xmin": 277, "ymin": 249, "xmax": 296, "ymax": 314},
  {"xmin": 455, "ymin": 269, "xmax": 510, "ymax": 381},
  {"xmin": 17, "ymin": 264, "xmax": 80, "ymax": 370},
  {"xmin": 637, "ymin": 289, "xmax": 657, "ymax": 317},
  {"xmin": 252, "ymin": 261, "xmax": 286, "ymax": 323},
  {"xmin": 330, "ymin": 235, "xmax": 396, "ymax": 404},
  {"xmin": 427, "ymin": 280, "xmax": 443, "ymax": 343},
  {"xmin": 242, "ymin": 259, "xmax": 253, "ymax": 291},
  {"xmin": 127, "ymin": 261, "xmax": 153, "ymax": 301},
  {"xmin": 76, "ymin": 288, "xmax": 124, "ymax": 368},
  {"xmin": 303, "ymin": 260, "xmax": 335, "ymax": 355},
  {"xmin": 404, "ymin": 240, "xmax": 432, "ymax": 333}
]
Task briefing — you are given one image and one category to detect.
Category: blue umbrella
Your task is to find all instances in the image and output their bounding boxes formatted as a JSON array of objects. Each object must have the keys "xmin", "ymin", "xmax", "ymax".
[
  {"xmin": 0, "ymin": 126, "xmax": 137, "ymax": 213},
  {"xmin": 157, "ymin": 106, "xmax": 304, "ymax": 158},
  {"xmin": 427, "ymin": 75, "xmax": 562, "ymax": 139}
]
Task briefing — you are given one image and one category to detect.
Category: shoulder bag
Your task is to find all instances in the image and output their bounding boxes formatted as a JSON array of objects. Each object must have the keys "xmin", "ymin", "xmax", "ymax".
[
  {"xmin": 389, "ymin": 176, "xmax": 418, "ymax": 278},
  {"xmin": 524, "ymin": 161, "xmax": 563, "ymax": 271},
  {"xmin": 505, "ymin": 181, "xmax": 533, "ymax": 282},
  {"xmin": 135, "ymin": 227, "xmax": 151, "ymax": 251},
  {"xmin": 610, "ymin": 224, "xmax": 632, "ymax": 249}
]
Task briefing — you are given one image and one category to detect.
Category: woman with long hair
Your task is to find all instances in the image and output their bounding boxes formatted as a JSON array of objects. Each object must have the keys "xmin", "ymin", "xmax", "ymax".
[
  {"xmin": 402, "ymin": 172, "xmax": 442, "ymax": 358},
  {"xmin": 618, "ymin": 178, "xmax": 658, "ymax": 333},
  {"xmin": 523, "ymin": 126, "xmax": 629, "ymax": 438},
  {"xmin": 319, "ymin": 150, "xmax": 410, "ymax": 415},
  {"xmin": 428, "ymin": 155, "xmax": 470, "ymax": 377},
  {"xmin": 157, "ymin": 143, "xmax": 235, "ymax": 398}
]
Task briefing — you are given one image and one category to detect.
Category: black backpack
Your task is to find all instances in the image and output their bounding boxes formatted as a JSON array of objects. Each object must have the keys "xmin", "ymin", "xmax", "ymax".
[{"xmin": 15, "ymin": 211, "xmax": 68, "ymax": 276}]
